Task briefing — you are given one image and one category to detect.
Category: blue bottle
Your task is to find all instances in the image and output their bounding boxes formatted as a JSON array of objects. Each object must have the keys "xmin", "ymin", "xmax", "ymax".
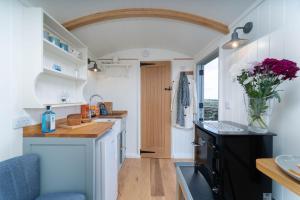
[{"xmin": 42, "ymin": 106, "xmax": 56, "ymax": 133}]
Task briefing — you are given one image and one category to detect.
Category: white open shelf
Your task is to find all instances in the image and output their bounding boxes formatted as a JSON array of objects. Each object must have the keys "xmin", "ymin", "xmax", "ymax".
[
  {"xmin": 43, "ymin": 39, "xmax": 85, "ymax": 65},
  {"xmin": 43, "ymin": 68, "xmax": 86, "ymax": 82},
  {"xmin": 43, "ymin": 102, "xmax": 86, "ymax": 108},
  {"xmin": 22, "ymin": 8, "xmax": 88, "ymax": 108},
  {"xmin": 43, "ymin": 11, "xmax": 86, "ymax": 49}
]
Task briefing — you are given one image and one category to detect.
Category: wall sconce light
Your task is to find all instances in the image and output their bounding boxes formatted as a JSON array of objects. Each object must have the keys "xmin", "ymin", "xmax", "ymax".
[
  {"xmin": 88, "ymin": 58, "xmax": 101, "ymax": 72},
  {"xmin": 222, "ymin": 22, "xmax": 253, "ymax": 49}
]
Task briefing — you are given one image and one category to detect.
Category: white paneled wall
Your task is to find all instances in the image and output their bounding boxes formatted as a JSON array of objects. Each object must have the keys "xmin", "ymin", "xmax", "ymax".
[
  {"xmin": 217, "ymin": 0, "xmax": 300, "ymax": 199},
  {"xmin": 0, "ymin": 0, "xmax": 23, "ymax": 161},
  {"xmin": 171, "ymin": 60, "xmax": 195, "ymax": 159}
]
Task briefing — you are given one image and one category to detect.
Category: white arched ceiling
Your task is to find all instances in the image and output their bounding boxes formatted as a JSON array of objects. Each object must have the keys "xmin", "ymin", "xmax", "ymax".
[
  {"xmin": 72, "ymin": 18, "xmax": 221, "ymax": 57},
  {"xmin": 25, "ymin": 0, "xmax": 257, "ymax": 57}
]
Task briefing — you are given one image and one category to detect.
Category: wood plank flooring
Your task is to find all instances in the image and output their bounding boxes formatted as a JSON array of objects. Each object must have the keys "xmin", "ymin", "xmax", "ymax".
[{"xmin": 118, "ymin": 158, "xmax": 179, "ymax": 200}]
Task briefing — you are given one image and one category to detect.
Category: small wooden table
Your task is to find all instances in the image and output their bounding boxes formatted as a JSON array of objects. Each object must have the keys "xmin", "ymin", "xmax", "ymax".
[{"xmin": 256, "ymin": 158, "xmax": 300, "ymax": 196}]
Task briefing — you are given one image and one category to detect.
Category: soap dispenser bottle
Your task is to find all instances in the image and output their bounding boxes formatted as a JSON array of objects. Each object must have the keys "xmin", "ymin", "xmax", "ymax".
[{"xmin": 42, "ymin": 106, "xmax": 56, "ymax": 133}]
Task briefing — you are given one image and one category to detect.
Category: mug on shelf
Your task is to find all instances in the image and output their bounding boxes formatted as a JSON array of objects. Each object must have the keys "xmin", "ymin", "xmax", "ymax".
[
  {"xmin": 52, "ymin": 64, "xmax": 62, "ymax": 72},
  {"xmin": 60, "ymin": 42, "xmax": 69, "ymax": 52},
  {"xmin": 48, "ymin": 35, "xmax": 60, "ymax": 47}
]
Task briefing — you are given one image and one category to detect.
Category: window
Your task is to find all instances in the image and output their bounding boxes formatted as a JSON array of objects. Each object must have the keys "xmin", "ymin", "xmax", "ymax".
[
  {"xmin": 203, "ymin": 57, "xmax": 218, "ymax": 121},
  {"xmin": 196, "ymin": 50, "xmax": 219, "ymax": 121}
]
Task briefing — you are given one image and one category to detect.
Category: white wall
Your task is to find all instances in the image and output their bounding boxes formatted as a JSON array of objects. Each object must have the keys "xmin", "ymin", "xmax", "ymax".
[
  {"xmin": 171, "ymin": 59, "xmax": 195, "ymax": 159},
  {"xmin": 195, "ymin": 0, "xmax": 300, "ymax": 199},
  {"xmin": 0, "ymin": 0, "xmax": 23, "ymax": 161},
  {"xmin": 0, "ymin": 0, "xmax": 81, "ymax": 161},
  {"xmin": 84, "ymin": 48, "xmax": 195, "ymax": 158}
]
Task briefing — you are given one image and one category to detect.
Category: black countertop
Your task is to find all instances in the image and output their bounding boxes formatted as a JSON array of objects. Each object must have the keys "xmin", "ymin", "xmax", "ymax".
[{"xmin": 194, "ymin": 121, "xmax": 276, "ymax": 136}]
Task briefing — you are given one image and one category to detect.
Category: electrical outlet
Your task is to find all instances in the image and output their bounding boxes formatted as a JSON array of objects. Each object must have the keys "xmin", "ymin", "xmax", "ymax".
[{"xmin": 13, "ymin": 116, "xmax": 32, "ymax": 129}]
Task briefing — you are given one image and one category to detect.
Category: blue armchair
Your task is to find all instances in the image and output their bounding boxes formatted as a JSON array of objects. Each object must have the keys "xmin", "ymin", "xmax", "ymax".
[{"xmin": 0, "ymin": 154, "xmax": 86, "ymax": 200}]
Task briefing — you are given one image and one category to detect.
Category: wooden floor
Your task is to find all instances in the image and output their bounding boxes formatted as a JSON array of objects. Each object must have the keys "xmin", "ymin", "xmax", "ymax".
[{"xmin": 118, "ymin": 158, "xmax": 178, "ymax": 200}]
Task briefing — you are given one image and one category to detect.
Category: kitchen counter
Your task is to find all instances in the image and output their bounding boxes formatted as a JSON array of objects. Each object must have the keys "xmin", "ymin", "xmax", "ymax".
[
  {"xmin": 23, "ymin": 110, "xmax": 127, "ymax": 138},
  {"xmin": 23, "ymin": 119, "xmax": 119, "ymax": 200},
  {"xmin": 23, "ymin": 111, "xmax": 127, "ymax": 199},
  {"xmin": 97, "ymin": 110, "xmax": 128, "ymax": 119},
  {"xmin": 23, "ymin": 120, "xmax": 113, "ymax": 138}
]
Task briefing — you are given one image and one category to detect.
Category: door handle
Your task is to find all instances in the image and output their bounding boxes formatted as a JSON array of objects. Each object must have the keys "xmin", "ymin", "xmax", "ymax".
[
  {"xmin": 164, "ymin": 86, "xmax": 172, "ymax": 91},
  {"xmin": 140, "ymin": 150, "xmax": 155, "ymax": 154}
]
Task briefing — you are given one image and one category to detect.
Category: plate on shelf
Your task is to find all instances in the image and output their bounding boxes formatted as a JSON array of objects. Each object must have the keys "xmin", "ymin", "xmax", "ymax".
[{"xmin": 275, "ymin": 155, "xmax": 300, "ymax": 181}]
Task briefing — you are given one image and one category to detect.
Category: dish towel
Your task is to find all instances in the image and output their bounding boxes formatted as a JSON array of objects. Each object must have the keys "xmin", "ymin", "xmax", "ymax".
[{"xmin": 176, "ymin": 72, "xmax": 190, "ymax": 127}]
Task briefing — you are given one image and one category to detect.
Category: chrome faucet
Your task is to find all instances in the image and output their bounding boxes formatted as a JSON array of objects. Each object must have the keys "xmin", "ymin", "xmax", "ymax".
[{"xmin": 89, "ymin": 94, "xmax": 103, "ymax": 119}]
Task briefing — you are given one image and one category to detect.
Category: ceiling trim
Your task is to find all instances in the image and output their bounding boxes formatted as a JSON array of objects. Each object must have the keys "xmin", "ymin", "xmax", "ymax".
[{"xmin": 63, "ymin": 8, "xmax": 229, "ymax": 34}]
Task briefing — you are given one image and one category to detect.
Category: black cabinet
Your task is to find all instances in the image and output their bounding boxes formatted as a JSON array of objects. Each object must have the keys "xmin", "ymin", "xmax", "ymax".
[{"xmin": 194, "ymin": 121, "xmax": 276, "ymax": 200}]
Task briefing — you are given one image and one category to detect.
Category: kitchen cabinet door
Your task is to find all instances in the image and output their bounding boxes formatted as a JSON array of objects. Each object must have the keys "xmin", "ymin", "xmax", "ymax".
[
  {"xmin": 117, "ymin": 132, "xmax": 122, "ymax": 169},
  {"xmin": 95, "ymin": 138, "xmax": 102, "ymax": 200},
  {"xmin": 102, "ymin": 132, "xmax": 118, "ymax": 200},
  {"xmin": 121, "ymin": 130, "xmax": 126, "ymax": 164}
]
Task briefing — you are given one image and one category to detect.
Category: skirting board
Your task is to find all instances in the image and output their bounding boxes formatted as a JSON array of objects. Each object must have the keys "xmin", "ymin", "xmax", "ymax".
[
  {"xmin": 126, "ymin": 152, "xmax": 141, "ymax": 158},
  {"xmin": 125, "ymin": 153, "xmax": 193, "ymax": 159}
]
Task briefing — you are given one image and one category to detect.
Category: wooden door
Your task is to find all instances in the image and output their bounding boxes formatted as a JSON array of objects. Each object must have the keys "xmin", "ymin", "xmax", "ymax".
[{"xmin": 141, "ymin": 61, "xmax": 171, "ymax": 158}]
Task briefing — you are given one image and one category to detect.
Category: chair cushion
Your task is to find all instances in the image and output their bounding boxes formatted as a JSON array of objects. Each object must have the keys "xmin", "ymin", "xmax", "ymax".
[
  {"xmin": 0, "ymin": 154, "xmax": 40, "ymax": 200},
  {"xmin": 36, "ymin": 192, "xmax": 86, "ymax": 200}
]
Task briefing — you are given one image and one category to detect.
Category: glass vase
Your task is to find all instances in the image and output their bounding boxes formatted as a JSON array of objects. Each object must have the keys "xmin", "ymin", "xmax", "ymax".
[{"xmin": 244, "ymin": 95, "xmax": 274, "ymax": 133}]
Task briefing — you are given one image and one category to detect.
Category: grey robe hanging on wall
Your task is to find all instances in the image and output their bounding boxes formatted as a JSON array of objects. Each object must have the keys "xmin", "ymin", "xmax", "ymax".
[{"xmin": 176, "ymin": 72, "xmax": 190, "ymax": 127}]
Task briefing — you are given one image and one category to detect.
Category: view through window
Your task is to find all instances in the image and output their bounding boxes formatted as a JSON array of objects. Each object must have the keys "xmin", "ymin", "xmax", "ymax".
[{"xmin": 203, "ymin": 57, "xmax": 219, "ymax": 121}]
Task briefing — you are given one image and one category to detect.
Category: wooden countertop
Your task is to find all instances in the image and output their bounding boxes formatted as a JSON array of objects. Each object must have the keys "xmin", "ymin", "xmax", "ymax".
[
  {"xmin": 23, "ymin": 110, "xmax": 127, "ymax": 138},
  {"xmin": 256, "ymin": 158, "xmax": 300, "ymax": 196},
  {"xmin": 23, "ymin": 121, "xmax": 113, "ymax": 138},
  {"xmin": 97, "ymin": 110, "xmax": 128, "ymax": 119}
]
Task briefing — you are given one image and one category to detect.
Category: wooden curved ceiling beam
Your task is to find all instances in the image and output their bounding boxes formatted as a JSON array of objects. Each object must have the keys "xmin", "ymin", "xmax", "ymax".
[{"xmin": 63, "ymin": 8, "xmax": 229, "ymax": 34}]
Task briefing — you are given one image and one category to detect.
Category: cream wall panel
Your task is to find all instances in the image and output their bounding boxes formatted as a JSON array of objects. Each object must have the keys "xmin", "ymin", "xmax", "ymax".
[
  {"xmin": 171, "ymin": 60, "xmax": 195, "ymax": 159},
  {"xmin": 0, "ymin": 0, "xmax": 23, "ymax": 161},
  {"xmin": 257, "ymin": 35, "xmax": 270, "ymax": 60},
  {"xmin": 257, "ymin": 0, "xmax": 270, "ymax": 37},
  {"xmin": 269, "ymin": 0, "xmax": 284, "ymax": 31},
  {"xmin": 269, "ymin": 29, "xmax": 284, "ymax": 59},
  {"xmin": 217, "ymin": 0, "xmax": 300, "ymax": 199}
]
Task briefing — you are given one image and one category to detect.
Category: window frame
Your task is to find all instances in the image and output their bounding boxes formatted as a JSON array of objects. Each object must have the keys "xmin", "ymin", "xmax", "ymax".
[{"xmin": 196, "ymin": 49, "xmax": 219, "ymax": 121}]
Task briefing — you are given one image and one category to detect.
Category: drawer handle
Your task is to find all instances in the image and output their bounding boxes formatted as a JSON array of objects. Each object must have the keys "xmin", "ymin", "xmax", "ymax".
[
  {"xmin": 192, "ymin": 142, "xmax": 200, "ymax": 147},
  {"xmin": 192, "ymin": 141, "xmax": 206, "ymax": 146},
  {"xmin": 208, "ymin": 143, "xmax": 216, "ymax": 149}
]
